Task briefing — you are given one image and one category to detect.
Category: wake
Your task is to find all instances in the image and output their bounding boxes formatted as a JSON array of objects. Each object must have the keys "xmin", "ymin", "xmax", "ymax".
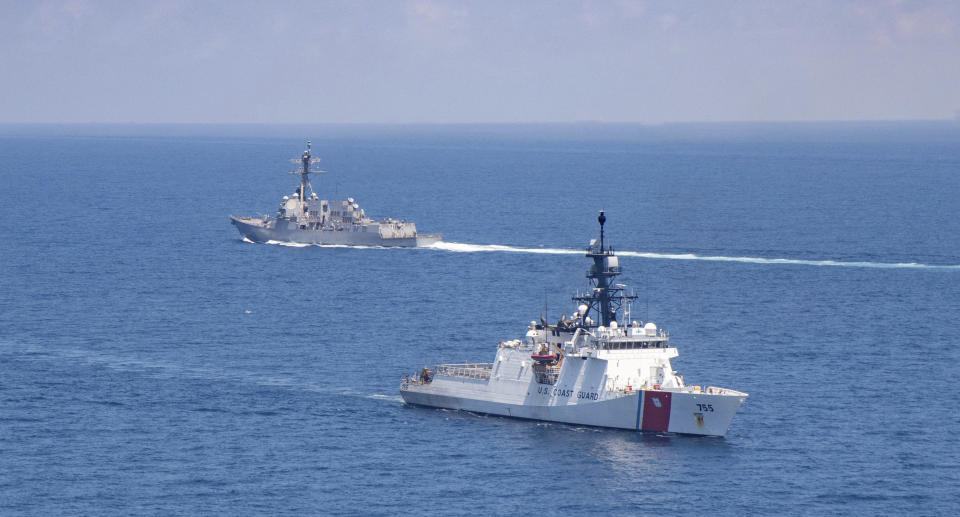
[
  {"xmin": 245, "ymin": 238, "xmax": 958, "ymax": 270},
  {"xmin": 5, "ymin": 341, "xmax": 408, "ymax": 406},
  {"xmin": 429, "ymin": 241, "xmax": 960, "ymax": 271}
]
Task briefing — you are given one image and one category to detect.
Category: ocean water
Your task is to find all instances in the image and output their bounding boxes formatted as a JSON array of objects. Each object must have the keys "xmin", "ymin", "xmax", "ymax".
[{"xmin": 1, "ymin": 122, "xmax": 959, "ymax": 515}]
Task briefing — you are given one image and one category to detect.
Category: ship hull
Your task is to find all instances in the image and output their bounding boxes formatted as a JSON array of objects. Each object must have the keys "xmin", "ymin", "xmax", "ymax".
[
  {"xmin": 230, "ymin": 216, "xmax": 441, "ymax": 247},
  {"xmin": 401, "ymin": 383, "xmax": 745, "ymax": 437}
]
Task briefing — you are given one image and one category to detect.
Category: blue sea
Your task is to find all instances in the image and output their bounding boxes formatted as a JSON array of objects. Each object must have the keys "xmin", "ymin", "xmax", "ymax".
[{"xmin": 1, "ymin": 122, "xmax": 959, "ymax": 515}]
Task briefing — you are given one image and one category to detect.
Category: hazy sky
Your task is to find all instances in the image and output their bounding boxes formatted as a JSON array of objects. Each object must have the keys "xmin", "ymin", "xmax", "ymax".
[{"xmin": 2, "ymin": 0, "xmax": 959, "ymax": 123}]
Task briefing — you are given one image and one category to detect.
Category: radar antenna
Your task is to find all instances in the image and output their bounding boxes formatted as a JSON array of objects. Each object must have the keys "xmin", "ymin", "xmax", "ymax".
[
  {"xmin": 288, "ymin": 139, "xmax": 326, "ymax": 203},
  {"xmin": 571, "ymin": 211, "xmax": 637, "ymax": 327}
]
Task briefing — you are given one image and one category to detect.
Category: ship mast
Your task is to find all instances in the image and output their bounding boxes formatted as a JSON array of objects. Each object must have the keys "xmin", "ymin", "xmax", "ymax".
[
  {"xmin": 572, "ymin": 211, "xmax": 637, "ymax": 328},
  {"xmin": 289, "ymin": 139, "xmax": 325, "ymax": 203}
]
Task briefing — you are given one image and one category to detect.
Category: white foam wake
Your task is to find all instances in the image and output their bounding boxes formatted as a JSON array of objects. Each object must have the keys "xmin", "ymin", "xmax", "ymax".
[
  {"xmin": 428, "ymin": 241, "xmax": 960, "ymax": 270},
  {"xmin": 264, "ymin": 239, "xmax": 314, "ymax": 248},
  {"xmin": 430, "ymin": 241, "xmax": 582, "ymax": 256},
  {"xmin": 262, "ymin": 240, "xmax": 388, "ymax": 249},
  {"xmin": 247, "ymin": 238, "xmax": 957, "ymax": 270}
]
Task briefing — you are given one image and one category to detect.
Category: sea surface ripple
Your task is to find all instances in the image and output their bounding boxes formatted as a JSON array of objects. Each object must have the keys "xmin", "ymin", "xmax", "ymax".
[{"xmin": 2, "ymin": 124, "xmax": 959, "ymax": 515}]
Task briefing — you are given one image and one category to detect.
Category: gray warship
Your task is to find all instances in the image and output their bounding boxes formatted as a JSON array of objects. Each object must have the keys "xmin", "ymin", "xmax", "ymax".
[{"xmin": 230, "ymin": 140, "xmax": 442, "ymax": 247}]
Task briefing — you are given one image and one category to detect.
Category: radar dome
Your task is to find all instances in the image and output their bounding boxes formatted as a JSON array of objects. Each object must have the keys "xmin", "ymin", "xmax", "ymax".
[
  {"xmin": 578, "ymin": 304, "xmax": 588, "ymax": 315},
  {"xmin": 644, "ymin": 322, "xmax": 657, "ymax": 336},
  {"xmin": 609, "ymin": 321, "xmax": 618, "ymax": 329}
]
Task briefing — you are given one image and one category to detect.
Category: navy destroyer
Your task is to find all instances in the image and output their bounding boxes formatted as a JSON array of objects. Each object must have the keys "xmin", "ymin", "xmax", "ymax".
[
  {"xmin": 230, "ymin": 141, "xmax": 441, "ymax": 246},
  {"xmin": 401, "ymin": 212, "xmax": 747, "ymax": 436}
]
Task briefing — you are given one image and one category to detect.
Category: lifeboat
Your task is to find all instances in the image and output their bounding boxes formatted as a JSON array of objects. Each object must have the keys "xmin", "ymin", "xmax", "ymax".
[{"xmin": 531, "ymin": 353, "xmax": 558, "ymax": 362}]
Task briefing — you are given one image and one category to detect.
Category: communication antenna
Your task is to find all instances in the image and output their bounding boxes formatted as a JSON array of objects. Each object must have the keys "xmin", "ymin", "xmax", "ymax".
[
  {"xmin": 288, "ymin": 139, "xmax": 326, "ymax": 202},
  {"xmin": 544, "ymin": 291, "xmax": 549, "ymax": 323},
  {"xmin": 623, "ymin": 289, "xmax": 633, "ymax": 327},
  {"xmin": 539, "ymin": 291, "xmax": 548, "ymax": 328},
  {"xmin": 598, "ymin": 209, "xmax": 606, "ymax": 250}
]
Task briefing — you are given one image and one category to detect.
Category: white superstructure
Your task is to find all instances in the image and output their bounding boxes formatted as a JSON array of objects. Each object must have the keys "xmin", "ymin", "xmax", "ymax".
[{"xmin": 401, "ymin": 212, "xmax": 747, "ymax": 436}]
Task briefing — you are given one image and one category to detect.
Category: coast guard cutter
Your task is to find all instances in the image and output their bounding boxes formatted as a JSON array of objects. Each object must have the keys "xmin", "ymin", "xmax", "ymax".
[
  {"xmin": 401, "ymin": 212, "xmax": 747, "ymax": 436},
  {"xmin": 230, "ymin": 140, "xmax": 441, "ymax": 247}
]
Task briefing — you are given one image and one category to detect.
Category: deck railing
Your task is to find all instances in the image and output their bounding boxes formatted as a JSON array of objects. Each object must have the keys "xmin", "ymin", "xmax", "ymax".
[{"xmin": 435, "ymin": 363, "xmax": 493, "ymax": 381}]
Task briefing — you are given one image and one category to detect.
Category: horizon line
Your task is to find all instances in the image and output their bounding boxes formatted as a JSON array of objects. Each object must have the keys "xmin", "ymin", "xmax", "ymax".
[{"xmin": 1, "ymin": 117, "xmax": 958, "ymax": 127}]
